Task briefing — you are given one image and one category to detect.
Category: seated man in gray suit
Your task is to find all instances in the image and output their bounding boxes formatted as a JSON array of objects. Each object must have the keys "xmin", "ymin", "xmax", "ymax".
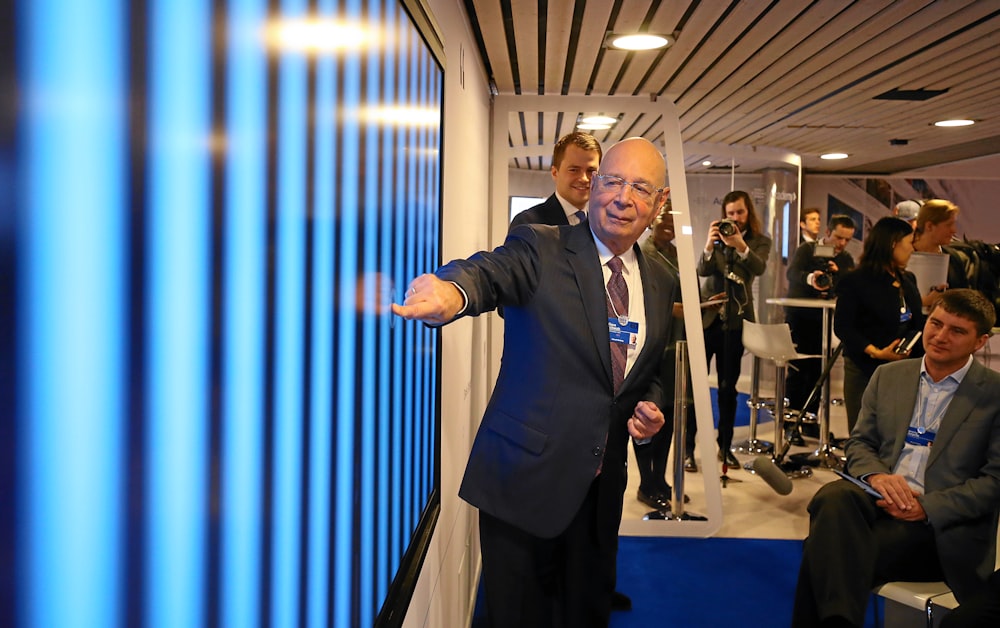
[
  {"xmin": 394, "ymin": 138, "xmax": 676, "ymax": 627},
  {"xmin": 793, "ymin": 288, "xmax": 1000, "ymax": 628}
]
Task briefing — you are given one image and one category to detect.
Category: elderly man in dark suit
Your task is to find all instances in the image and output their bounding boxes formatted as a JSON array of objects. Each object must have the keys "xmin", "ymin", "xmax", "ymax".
[
  {"xmin": 792, "ymin": 289, "xmax": 1000, "ymax": 628},
  {"xmin": 509, "ymin": 131, "xmax": 601, "ymax": 229},
  {"xmin": 393, "ymin": 137, "xmax": 676, "ymax": 627}
]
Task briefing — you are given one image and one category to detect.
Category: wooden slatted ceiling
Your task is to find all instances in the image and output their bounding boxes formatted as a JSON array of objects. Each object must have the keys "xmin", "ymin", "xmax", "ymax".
[{"xmin": 467, "ymin": 0, "xmax": 1000, "ymax": 174}]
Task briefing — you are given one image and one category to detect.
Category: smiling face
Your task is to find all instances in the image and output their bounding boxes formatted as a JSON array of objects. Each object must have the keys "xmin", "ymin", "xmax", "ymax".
[
  {"xmin": 922, "ymin": 306, "xmax": 989, "ymax": 373},
  {"xmin": 588, "ymin": 138, "xmax": 667, "ymax": 255},
  {"xmin": 551, "ymin": 144, "xmax": 600, "ymax": 210}
]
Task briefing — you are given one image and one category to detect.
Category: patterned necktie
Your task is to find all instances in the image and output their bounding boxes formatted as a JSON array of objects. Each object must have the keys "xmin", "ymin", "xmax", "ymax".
[
  {"xmin": 606, "ymin": 256, "xmax": 629, "ymax": 393},
  {"xmin": 574, "ymin": 209, "xmax": 587, "ymax": 224}
]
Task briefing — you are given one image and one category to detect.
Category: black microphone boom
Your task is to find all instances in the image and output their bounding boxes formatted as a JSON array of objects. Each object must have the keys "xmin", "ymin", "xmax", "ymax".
[{"xmin": 752, "ymin": 455, "xmax": 793, "ymax": 496}]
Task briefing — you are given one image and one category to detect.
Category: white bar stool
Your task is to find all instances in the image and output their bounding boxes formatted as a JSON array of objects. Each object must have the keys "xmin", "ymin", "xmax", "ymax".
[{"xmin": 740, "ymin": 321, "xmax": 821, "ymax": 476}]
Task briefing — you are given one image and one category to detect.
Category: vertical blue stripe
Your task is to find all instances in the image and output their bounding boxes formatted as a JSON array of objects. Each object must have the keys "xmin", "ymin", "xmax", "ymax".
[
  {"xmin": 221, "ymin": 1, "xmax": 268, "ymax": 627},
  {"xmin": 145, "ymin": 1, "xmax": 212, "ymax": 627},
  {"xmin": 306, "ymin": 2, "xmax": 336, "ymax": 625},
  {"xmin": 359, "ymin": 2, "xmax": 382, "ymax": 622},
  {"xmin": 375, "ymin": 0, "xmax": 397, "ymax": 602},
  {"xmin": 334, "ymin": 1, "xmax": 363, "ymax": 624},
  {"xmin": 270, "ymin": 2, "xmax": 308, "ymax": 626},
  {"xmin": 19, "ymin": 2, "xmax": 125, "ymax": 628}
]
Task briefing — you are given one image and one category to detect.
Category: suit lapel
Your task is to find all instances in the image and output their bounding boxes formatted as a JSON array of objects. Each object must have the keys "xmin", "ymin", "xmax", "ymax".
[
  {"xmin": 928, "ymin": 361, "xmax": 983, "ymax": 467},
  {"xmin": 620, "ymin": 244, "xmax": 662, "ymax": 393},
  {"xmin": 564, "ymin": 224, "xmax": 614, "ymax": 386},
  {"xmin": 890, "ymin": 362, "xmax": 922, "ymax": 459}
]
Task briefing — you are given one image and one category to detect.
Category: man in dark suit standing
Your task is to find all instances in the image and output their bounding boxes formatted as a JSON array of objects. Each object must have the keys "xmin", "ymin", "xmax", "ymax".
[
  {"xmin": 698, "ymin": 190, "xmax": 771, "ymax": 468},
  {"xmin": 393, "ymin": 138, "xmax": 676, "ymax": 627},
  {"xmin": 792, "ymin": 289, "xmax": 1000, "ymax": 628},
  {"xmin": 509, "ymin": 131, "xmax": 601, "ymax": 230},
  {"xmin": 784, "ymin": 214, "xmax": 856, "ymax": 443}
]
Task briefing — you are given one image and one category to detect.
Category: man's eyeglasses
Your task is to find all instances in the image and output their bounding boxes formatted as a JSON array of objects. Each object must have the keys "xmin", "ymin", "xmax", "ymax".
[{"xmin": 592, "ymin": 173, "xmax": 663, "ymax": 203}]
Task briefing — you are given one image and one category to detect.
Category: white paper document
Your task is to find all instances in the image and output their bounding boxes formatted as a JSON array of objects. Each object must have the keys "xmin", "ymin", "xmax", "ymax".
[{"xmin": 907, "ymin": 251, "xmax": 949, "ymax": 296}]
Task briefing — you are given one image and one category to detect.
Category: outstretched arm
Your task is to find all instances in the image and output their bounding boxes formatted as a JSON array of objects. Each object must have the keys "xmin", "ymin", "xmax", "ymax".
[{"xmin": 391, "ymin": 274, "xmax": 466, "ymax": 326}]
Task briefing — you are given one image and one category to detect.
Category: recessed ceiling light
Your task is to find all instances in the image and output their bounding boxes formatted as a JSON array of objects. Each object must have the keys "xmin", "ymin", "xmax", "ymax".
[
  {"xmin": 577, "ymin": 123, "xmax": 611, "ymax": 131},
  {"xmin": 702, "ymin": 160, "xmax": 712, "ymax": 166},
  {"xmin": 934, "ymin": 119, "xmax": 975, "ymax": 127},
  {"xmin": 820, "ymin": 153, "xmax": 849, "ymax": 160},
  {"xmin": 580, "ymin": 115, "xmax": 617, "ymax": 125},
  {"xmin": 606, "ymin": 33, "xmax": 673, "ymax": 51}
]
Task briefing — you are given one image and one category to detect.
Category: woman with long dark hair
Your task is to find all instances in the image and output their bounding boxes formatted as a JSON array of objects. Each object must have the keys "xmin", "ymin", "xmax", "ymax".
[{"xmin": 834, "ymin": 216, "xmax": 925, "ymax": 433}]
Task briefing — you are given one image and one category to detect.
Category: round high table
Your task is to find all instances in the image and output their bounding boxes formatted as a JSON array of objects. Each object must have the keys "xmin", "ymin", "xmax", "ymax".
[{"xmin": 765, "ymin": 297, "xmax": 842, "ymax": 469}]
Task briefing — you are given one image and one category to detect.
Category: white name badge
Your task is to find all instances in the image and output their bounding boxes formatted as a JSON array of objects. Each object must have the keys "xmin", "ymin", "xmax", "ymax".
[{"xmin": 608, "ymin": 318, "xmax": 639, "ymax": 348}]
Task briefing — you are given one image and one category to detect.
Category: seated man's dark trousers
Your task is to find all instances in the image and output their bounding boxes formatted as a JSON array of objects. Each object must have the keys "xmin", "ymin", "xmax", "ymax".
[{"xmin": 792, "ymin": 480, "xmax": 945, "ymax": 627}]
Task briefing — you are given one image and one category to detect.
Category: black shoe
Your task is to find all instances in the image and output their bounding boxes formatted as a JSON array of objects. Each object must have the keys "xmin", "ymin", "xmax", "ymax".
[
  {"xmin": 785, "ymin": 429, "xmax": 806, "ymax": 446},
  {"xmin": 611, "ymin": 590, "xmax": 632, "ymax": 611},
  {"xmin": 663, "ymin": 484, "xmax": 692, "ymax": 504},
  {"xmin": 636, "ymin": 487, "xmax": 669, "ymax": 509},
  {"xmin": 684, "ymin": 455, "xmax": 698, "ymax": 473},
  {"xmin": 718, "ymin": 450, "xmax": 741, "ymax": 469}
]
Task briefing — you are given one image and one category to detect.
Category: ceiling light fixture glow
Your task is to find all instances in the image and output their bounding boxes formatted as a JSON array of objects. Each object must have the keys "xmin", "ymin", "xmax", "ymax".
[
  {"xmin": 580, "ymin": 115, "xmax": 617, "ymax": 125},
  {"xmin": 934, "ymin": 119, "xmax": 975, "ymax": 127},
  {"xmin": 264, "ymin": 18, "xmax": 380, "ymax": 53},
  {"xmin": 576, "ymin": 122, "xmax": 612, "ymax": 131},
  {"xmin": 702, "ymin": 160, "xmax": 712, "ymax": 166},
  {"xmin": 820, "ymin": 153, "xmax": 849, "ymax": 160},
  {"xmin": 607, "ymin": 33, "xmax": 673, "ymax": 51}
]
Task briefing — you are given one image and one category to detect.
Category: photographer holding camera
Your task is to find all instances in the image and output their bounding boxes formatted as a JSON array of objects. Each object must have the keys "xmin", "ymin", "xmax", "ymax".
[
  {"xmin": 784, "ymin": 214, "xmax": 857, "ymax": 443},
  {"xmin": 698, "ymin": 190, "xmax": 772, "ymax": 469}
]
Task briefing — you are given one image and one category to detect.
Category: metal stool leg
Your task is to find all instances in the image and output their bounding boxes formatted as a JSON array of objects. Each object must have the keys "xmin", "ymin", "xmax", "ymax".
[{"xmin": 734, "ymin": 357, "xmax": 774, "ymax": 455}]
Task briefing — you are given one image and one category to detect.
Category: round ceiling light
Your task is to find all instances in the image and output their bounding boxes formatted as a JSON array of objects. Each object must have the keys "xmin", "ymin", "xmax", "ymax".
[
  {"xmin": 577, "ymin": 122, "xmax": 612, "ymax": 131},
  {"xmin": 934, "ymin": 119, "xmax": 975, "ymax": 127},
  {"xmin": 580, "ymin": 115, "xmax": 618, "ymax": 125},
  {"xmin": 820, "ymin": 153, "xmax": 849, "ymax": 160},
  {"xmin": 608, "ymin": 33, "xmax": 672, "ymax": 51},
  {"xmin": 702, "ymin": 160, "xmax": 712, "ymax": 166}
]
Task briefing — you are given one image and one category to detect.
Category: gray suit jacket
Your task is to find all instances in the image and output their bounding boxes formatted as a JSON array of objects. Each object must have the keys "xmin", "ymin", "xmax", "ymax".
[
  {"xmin": 442, "ymin": 222, "xmax": 676, "ymax": 538},
  {"xmin": 846, "ymin": 358, "xmax": 1000, "ymax": 599}
]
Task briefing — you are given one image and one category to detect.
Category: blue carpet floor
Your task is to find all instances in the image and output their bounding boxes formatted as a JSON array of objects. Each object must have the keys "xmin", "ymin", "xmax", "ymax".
[{"xmin": 472, "ymin": 536, "xmax": 884, "ymax": 627}]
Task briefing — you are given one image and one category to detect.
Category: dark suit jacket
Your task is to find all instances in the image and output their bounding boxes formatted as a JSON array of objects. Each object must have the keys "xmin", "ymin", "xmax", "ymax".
[
  {"xmin": 785, "ymin": 241, "xmax": 855, "ymax": 329},
  {"xmin": 509, "ymin": 194, "xmax": 569, "ymax": 231},
  {"xmin": 834, "ymin": 266, "xmax": 925, "ymax": 374},
  {"xmin": 697, "ymin": 230, "xmax": 771, "ymax": 330},
  {"xmin": 846, "ymin": 359, "xmax": 1000, "ymax": 600},
  {"xmin": 442, "ymin": 222, "xmax": 676, "ymax": 538}
]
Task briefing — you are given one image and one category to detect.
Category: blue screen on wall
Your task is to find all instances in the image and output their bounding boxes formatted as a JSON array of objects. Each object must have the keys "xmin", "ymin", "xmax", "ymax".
[{"xmin": 2, "ymin": 1, "xmax": 442, "ymax": 626}]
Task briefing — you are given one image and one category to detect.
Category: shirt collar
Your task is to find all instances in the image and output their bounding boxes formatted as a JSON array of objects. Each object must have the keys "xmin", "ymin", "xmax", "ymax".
[
  {"xmin": 920, "ymin": 354, "xmax": 974, "ymax": 385},
  {"xmin": 592, "ymin": 231, "xmax": 637, "ymax": 271},
  {"xmin": 554, "ymin": 191, "xmax": 586, "ymax": 220}
]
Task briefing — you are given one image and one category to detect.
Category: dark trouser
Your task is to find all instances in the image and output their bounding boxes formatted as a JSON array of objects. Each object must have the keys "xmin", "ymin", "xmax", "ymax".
[
  {"xmin": 842, "ymin": 356, "xmax": 876, "ymax": 435},
  {"xmin": 479, "ymin": 478, "xmax": 617, "ymax": 628},
  {"xmin": 786, "ymin": 320, "xmax": 822, "ymax": 414},
  {"xmin": 940, "ymin": 568, "xmax": 1000, "ymax": 627},
  {"xmin": 633, "ymin": 411, "xmax": 696, "ymax": 494},
  {"xmin": 634, "ymin": 346, "xmax": 696, "ymax": 492},
  {"xmin": 704, "ymin": 321, "xmax": 743, "ymax": 452},
  {"xmin": 792, "ymin": 480, "xmax": 944, "ymax": 627}
]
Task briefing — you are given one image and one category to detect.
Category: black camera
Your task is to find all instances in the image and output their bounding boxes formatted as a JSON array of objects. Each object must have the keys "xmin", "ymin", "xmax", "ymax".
[
  {"xmin": 718, "ymin": 219, "xmax": 739, "ymax": 237},
  {"xmin": 811, "ymin": 243, "xmax": 835, "ymax": 290},
  {"xmin": 814, "ymin": 272, "xmax": 833, "ymax": 290}
]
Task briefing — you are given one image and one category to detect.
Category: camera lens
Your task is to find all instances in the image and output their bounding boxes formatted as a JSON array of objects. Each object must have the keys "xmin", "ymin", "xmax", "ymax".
[
  {"xmin": 814, "ymin": 272, "xmax": 832, "ymax": 289},
  {"xmin": 718, "ymin": 220, "xmax": 737, "ymax": 237}
]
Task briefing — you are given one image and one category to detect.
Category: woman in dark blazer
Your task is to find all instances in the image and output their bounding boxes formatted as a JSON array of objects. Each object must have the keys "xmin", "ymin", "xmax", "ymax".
[{"xmin": 835, "ymin": 216, "xmax": 926, "ymax": 433}]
